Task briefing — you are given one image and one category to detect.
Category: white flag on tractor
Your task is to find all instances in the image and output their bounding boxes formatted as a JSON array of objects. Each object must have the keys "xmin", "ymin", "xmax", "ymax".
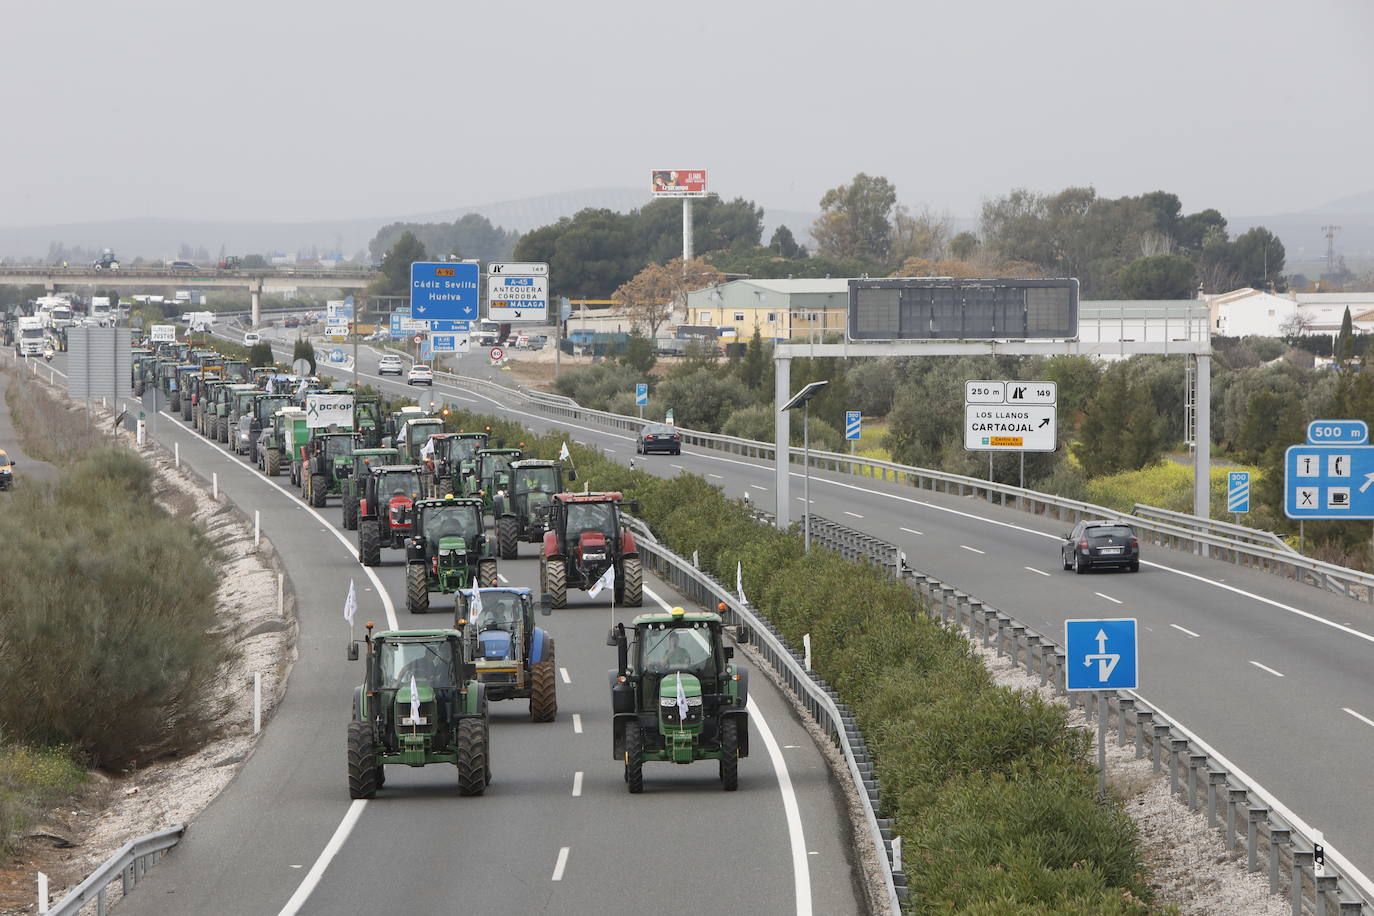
[
  {"xmin": 558, "ymin": 441, "xmax": 571, "ymax": 461},
  {"xmin": 343, "ymin": 579, "xmax": 357, "ymax": 625},
  {"xmin": 421, "ymin": 437, "xmax": 435, "ymax": 460},
  {"xmin": 468, "ymin": 578, "xmax": 483, "ymax": 622},
  {"xmin": 266, "ymin": 376, "xmax": 275, "ymax": 395},
  {"xmin": 675, "ymin": 673, "xmax": 689, "ymax": 721},
  {"xmin": 409, "ymin": 675, "xmax": 420, "ymax": 724},
  {"xmin": 736, "ymin": 562, "xmax": 746, "ymax": 605},
  {"xmin": 588, "ymin": 564, "xmax": 616, "ymax": 599}
]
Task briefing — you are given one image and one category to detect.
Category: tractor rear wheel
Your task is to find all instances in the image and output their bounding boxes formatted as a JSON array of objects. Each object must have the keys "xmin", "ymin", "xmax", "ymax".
[
  {"xmin": 624, "ymin": 722, "xmax": 644, "ymax": 794},
  {"xmin": 496, "ymin": 516, "xmax": 518, "ymax": 559},
  {"xmin": 479, "ymin": 559, "xmax": 498, "ymax": 588},
  {"xmin": 620, "ymin": 556, "xmax": 643, "ymax": 607},
  {"xmin": 218, "ymin": 416, "xmax": 229, "ymax": 443},
  {"xmin": 406, "ymin": 563, "xmax": 429, "ymax": 614},
  {"xmin": 719, "ymin": 717, "xmax": 739, "ymax": 791},
  {"xmin": 529, "ymin": 657, "xmax": 557, "ymax": 722},
  {"xmin": 359, "ymin": 522, "xmax": 381, "ymax": 567},
  {"xmin": 342, "ymin": 493, "xmax": 358, "ymax": 529},
  {"xmin": 544, "ymin": 558, "xmax": 567, "ymax": 609},
  {"xmin": 347, "ymin": 721, "xmax": 379, "ymax": 799},
  {"xmin": 456, "ymin": 718, "xmax": 488, "ymax": 796},
  {"xmin": 310, "ymin": 474, "xmax": 328, "ymax": 507},
  {"xmin": 265, "ymin": 448, "xmax": 281, "ymax": 477}
]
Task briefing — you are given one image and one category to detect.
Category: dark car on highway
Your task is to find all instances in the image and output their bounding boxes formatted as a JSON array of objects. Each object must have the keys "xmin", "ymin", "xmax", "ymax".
[
  {"xmin": 636, "ymin": 423, "xmax": 681, "ymax": 456},
  {"xmin": 1061, "ymin": 520, "xmax": 1139, "ymax": 573}
]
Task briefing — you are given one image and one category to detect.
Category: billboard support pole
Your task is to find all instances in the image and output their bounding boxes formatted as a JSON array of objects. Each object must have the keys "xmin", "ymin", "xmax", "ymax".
[
  {"xmin": 682, "ymin": 198, "xmax": 693, "ymax": 263},
  {"xmin": 1193, "ymin": 353, "xmax": 1211, "ymax": 546}
]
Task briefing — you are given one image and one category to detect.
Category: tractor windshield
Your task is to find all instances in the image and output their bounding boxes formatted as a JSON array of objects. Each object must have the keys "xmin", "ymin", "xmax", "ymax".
[
  {"xmin": 446, "ymin": 438, "xmax": 484, "ymax": 465},
  {"xmin": 639, "ymin": 623, "xmax": 715, "ymax": 674},
  {"xmin": 480, "ymin": 453, "xmax": 517, "ymax": 482},
  {"xmin": 423, "ymin": 505, "xmax": 481, "ymax": 545},
  {"xmin": 382, "ymin": 470, "xmax": 423, "ymax": 498},
  {"xmin": 256, "ymin": 397, "xmax": 290, "ymax": 424},
  {"xmin": 565, "ymin": 502, "xmax": 615, "ymax": 538},
  {"xmin": 321, "ymin": 436, "xmax": 356, "ymax": 461},
  {"xmin": 471, "ymin": 591, "xmax": 524, "ymax": 631},
  {"xmin": 407, "ymin": 423, "xmax": 443, "ymax": 453},
  {"xmin": 378, "ymin": 639, "xmax": 455, "ymax": 689},
  {"xmin": 514, "ymin": 467, "xmax": 559, "ymax": 496}
]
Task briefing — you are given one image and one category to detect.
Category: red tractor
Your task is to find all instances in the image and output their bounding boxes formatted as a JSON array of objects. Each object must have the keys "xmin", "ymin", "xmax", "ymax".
[
  {"xmin": 357, "ymin": 464, "xmax": 427, "ymax": 566},
  {"xmin": 539, "ymin": 492, "xmax": 642, "ymax": 609}
]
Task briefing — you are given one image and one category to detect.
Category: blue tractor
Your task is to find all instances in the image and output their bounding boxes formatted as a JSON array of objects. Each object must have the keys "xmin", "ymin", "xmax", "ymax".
[{"xmin": 455, "ymin": 587, "xmax": 557, "ymax": 722}]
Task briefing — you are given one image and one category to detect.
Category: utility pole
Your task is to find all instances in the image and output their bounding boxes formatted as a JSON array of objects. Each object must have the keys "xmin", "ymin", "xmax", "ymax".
[{"xmin": 1322, "ymin": 225, "xmax": 1342, "ymax": 272}]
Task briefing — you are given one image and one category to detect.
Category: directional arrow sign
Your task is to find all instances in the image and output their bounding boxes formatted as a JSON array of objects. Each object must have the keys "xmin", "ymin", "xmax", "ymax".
[
  {"xmin": 1064, "ymin": 618, "xmax": 1137, "ymax": 691},
  {"xmin": 964, "ymin": 403, "xmax": 1056, "ymax": 451},
  {"xmin": 1284, "ymin": 443, "xmax": 1374, "ymax": 519}
]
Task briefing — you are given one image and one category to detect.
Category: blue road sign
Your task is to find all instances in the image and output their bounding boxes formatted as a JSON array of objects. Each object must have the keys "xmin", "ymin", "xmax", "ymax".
[
  {"xmin": 845, "ymin": 410, "xmax": 862, "ymax": 441},
  {"xmin": 1064, "ymin": 618, "xmax": 1138, "ymax": 691},
  {"xmin": 1307, "ymin": 419, "xmax": 1369, "ymax": 445},
  {"xmin": 1228, "ymin": 471, "xmax": 1250, "ymax": 513},
  {"xmin": 430, "ymin": 319, "xmax": 470, "ymax": 333},
  {"xmin": 410, "ymin": 261, "xmax": 479, "ymax": 322},
  {"xmin": 431, "ymin": 334, "xmax": 457, "ymax": 353},
  {"xmin": 389, "ymin": 307, "xmax": 409, "ymax": 340},
  {"xmin": 635, "ymin": 383, "xmax": 648, "ymax": 406},
  {"xmin": 330, "ymin": 349, "xmax": 345, "ymax": 364},
  {"xmin": 1284, "ymin": 443, "xmax": 1374, "ymax": 519}
]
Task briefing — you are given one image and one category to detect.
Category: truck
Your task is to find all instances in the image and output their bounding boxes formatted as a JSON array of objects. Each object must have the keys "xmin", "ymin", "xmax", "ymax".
[
  {"xmin": 16, "ymin": 317, "xmax": 44, "ymax": 356},
  {"xmin": 187, "ymin": 312, "xmax": 215, "ymax": 333},
  {"xmin": 90, "ymin": 297, "xmax": 114, "ymax": 327}
]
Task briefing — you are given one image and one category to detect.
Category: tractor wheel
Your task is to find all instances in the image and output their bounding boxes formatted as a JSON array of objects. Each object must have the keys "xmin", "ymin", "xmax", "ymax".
[
  {"xmin": 359, "ymin": 522, "xmax": 381, "ymax": 567},
  {"xmin": 265, "ymin": 448, "xmax": 281, "ymax": 477},
  {"xmin": 719, "ymin": 717, "xmax": 740, "ymax": 791},
  {"xmin": 342, "ymin": 493, "xmax": 358, "ymax": 530},
  {"xmin": 496, "ymin": 516, "xmax": 519, "ymax": 559},
  {"xmin": 347, "ymin": 721, "xmax": 379, "ymax": 799},
  {"xmin": 619, "ymin": 556, "xmax": 643, "ymax": 608},
  {"xmin": 479, "ymin": 559, "xmax": 498, "ymax": 588},
  {"xmin": 624, "ymin": 722, "xmax": 644, "ymax": 794},
  {"xmin": 218, "ymin": 416, "xmax": 229, "ymax": 443},
  {"xmin": 406, "ymin": 563, "xmax": 429, "ymax": 614},
  {"xmin": 310, "ymin": 474, "xmax": 328, "ymax": 507},
  {"xmin": 544, "ymin": 558, "xmax": 567, "ymax": 609},
  {"xmin": 455, "ymin": 718, "xmax": 488, "ymax": 796},
  {"xmin": 529, "ymin": 658, "xmax": 557, "ymax": 722}
]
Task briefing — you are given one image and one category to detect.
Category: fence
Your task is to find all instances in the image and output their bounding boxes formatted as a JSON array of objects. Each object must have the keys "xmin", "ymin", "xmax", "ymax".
[{"xmin": 46, "ymin": 825, "xmax": 186, "ymax": 915}]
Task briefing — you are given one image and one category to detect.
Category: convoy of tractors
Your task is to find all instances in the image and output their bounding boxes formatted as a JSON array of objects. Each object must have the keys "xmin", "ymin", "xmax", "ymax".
[{"xmin": 130, "ymin": 337, "xmax": 747, "ymax": 800}]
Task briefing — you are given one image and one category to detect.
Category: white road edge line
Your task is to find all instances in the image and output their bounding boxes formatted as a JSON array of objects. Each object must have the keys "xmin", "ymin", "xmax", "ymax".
[
  {"xmin": 1024, "ymin": 566, "xmax": 1050, "ymax": 577},
  {"xmin": 643, "ymin": 584, "xmax": 812, "ymax": 916},
  {"xmin": 959, "ymin": 545, "xmax": 985, "ymax": 555},
  {"xmin": 1171, "ymin": 624, "xmax": 1201, "ymax": 638},
  {"xmin": 571, "ymin": 771, "xmax": 583, "ymax": 797},
  {"xmin": 1248, "ymin": 660, "xmax": 1285, "ymax": 678},
  {"xmin": 572, "ymin": 713, "xmax": 583, "ymax": 734},
  {"xmin": 551, "ymin": 846, "xmax": 570, "ymax": 881},
  {"xmin": 751, "ymin": 484, "xmax": 769, "ymax": 491},
  {"xmin": 843, "ymin": 511, "xmax": 863, "ymax": 519},
  {"xmin": 1343, "ymin": 707, "xmax": 1374, "ymax": 729},
  {"xmin": 899, "ymin": 527, "xmax": 923, "ymax": 535},
  {"xmin": 559, "ymin": 666, "xmax": 571, "ymax": 684},
  {"xmin": 1094, "ymin": 592, "xmax": 1123, "ymax": 605}
]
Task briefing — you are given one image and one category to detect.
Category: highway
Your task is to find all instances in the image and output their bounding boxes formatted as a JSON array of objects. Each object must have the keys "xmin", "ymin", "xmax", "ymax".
[
  {"xmin": 254, "ymin": 326, "xmax": 1374, "ymax": 884},
  {"xmin": 19, "ymin": 348, "xmax": 863, "ymax": 915}
]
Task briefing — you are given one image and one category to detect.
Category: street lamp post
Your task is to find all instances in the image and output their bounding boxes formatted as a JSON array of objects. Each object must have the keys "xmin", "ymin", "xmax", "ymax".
[{"xmin": 781, "ymin": 380, "xmax": 829, "ymax": 551}]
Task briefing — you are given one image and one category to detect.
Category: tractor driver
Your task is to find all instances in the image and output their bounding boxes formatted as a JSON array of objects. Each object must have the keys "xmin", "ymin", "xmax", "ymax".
[
  {"xmin": 395, "ymin": 643, "xmax": 454, "ymax": 689},
  {"xmin": 568, "ymin": 502, "xmax": 613, "ymax": 536},
  {"xmin": 482, "ymin": 594, "xmax": 521, "ymax": 630},
  {"xmin": 646, "ymin": 628, "xmax": 698, "ymax": 672}
]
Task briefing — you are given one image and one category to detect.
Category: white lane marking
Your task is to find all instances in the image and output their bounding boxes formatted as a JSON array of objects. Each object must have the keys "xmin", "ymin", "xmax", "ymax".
[
  {"xmin": 572, "ymin": 713, "xmax": 583, "ymax": 734},
  {"xmin": 843, "ymin": 511, "xmax": 863, "ymax": 519},
  {"xmin": 670, "ymin": 463, "xmax": 685, "ymax": 469},
  {"xmin": 900, "ymin": 527, "xmax": 923, "ymax": 535},
  {"xmin": 497, "ymin": 573, "xmax": 509, "ymax": 584},
  {"xmin": 277, "ymin": 800, "xmax": 366, "ymax": 915},
  {"xmin": 1171, "ymin": 624, "xmax": 1201, "ymax": 638},
  {"xmin": 604, "ymin": 448, "xmax": 616, "ymax": 453},
  {"xmin": 559, "ymin": 667, "xmax": 571, "ymax": 684},
  {"xmin": 708, "ymin": 473, "xmax": 723, "ymax": 479},
  {"xmin": 644, "ymin": 585, "xmax": 812, "ymax": 915},
  {"xmin": 1095, "ymin": 592, "xmax": 1123, "ymax": 605},
  {"xmin": 1344, "ymin": 707, "xmax": 1374, "ymax": 729},
  {"xmin": 751, "ymin": 484, "xmax": 769, "ymax": 491},
  {"xmin": 959, "ymin": 545, "xmax": 985, "ymax": 555},
  {"xmin": 551, "ymin": 846, "xmax": 570, "ymax": 881},
  {"xmin": 1024, "ymin": 567, "xmax": 1050, "ymax": 577},
  {"xmin": 1249, "ymin": 660, "xmax": 1285, "ymax": 678},
  {"xmin": 571, "ymin": 771, "xmax": 583, "ymax": 797}
]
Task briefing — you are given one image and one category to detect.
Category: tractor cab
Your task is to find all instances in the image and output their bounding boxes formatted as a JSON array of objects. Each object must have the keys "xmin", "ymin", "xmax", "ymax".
[
  {"xmin": 428, "ymin": 431, "xmax": 489, "ymax": 491},
  {"xmin": 354, "ymin": 394, "xmax": 386, "ymax": 448},
  {"xmin": 347, "ymin": 627, "xmax": 490, "ymax": 798},
  {"xmin": 493, "ymin": 459, "xmax": 575, "ymax": 559},
  {"xmin": 341, "ymin": 448, "xmax": 399, "ymax": 529},
  {"xmin": 357, "ymin": 465, "xmax": 427, "ymax": 566},
  {"xmin": 223, "ymin": 359, "xmax": 251, "ymax": 383},
  {"xmin": 472, "ymin": 448, "xmax": 523, "ymax": 509},
  {"xmin": 608, "ymin": 605, "xmax": 749, "ymax": 792},
  {"xmin": 397, "ymin": 417, "xmax": 446, "ymax": 465},
  {"xmin": 403, "ymin": 496, "xmax": 495, "ymax": 612},
  {"xmin": 303, "ymin": 432, "xmax": 361, "ymax": 507},
  {"xmin": 454, "ymin": 587, "xmax": 557, "ymax": 719}
]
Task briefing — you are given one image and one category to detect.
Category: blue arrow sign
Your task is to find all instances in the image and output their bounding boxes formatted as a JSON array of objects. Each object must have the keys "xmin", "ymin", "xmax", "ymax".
[
  {"xmin": 1284, "ymin": 444, "xmax": 1374, "ymax": 519},
  {"xmin": 410, "ymin": 261, "xmax": 479, "ymax": 322},
  {"xmin": 845, "ymin": 410, "xmax": 861, "ymax": 441},
  {"xmin": 635, "ymin": 382, "xmax": 648, "ymax": 406},
  {"xmin": 1064, "ymin": 618, "xmax": 1138, "ymax": 691},
  {"xmin": 1227, "ymin": 471, "xmax": 1250, "ymax": 513}
]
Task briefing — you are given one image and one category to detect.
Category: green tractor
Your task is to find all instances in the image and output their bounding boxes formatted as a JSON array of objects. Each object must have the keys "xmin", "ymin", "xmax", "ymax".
[
  {"xmin": 403, "ymin": 496, "xmax": 498, "ymax": 614},
  {"xmin": 214, "ymin": 383, "xmax": 258, "ymax": 444},
  {"xmin": 347, "ymin": 625, "xmax": 491, "ymax": 798},
  {"xmin": 175, "ymin": 366, "xmax": 202, "ymax": 421},
  {"xmin": 195, "ymin": 378, "xmax": 229, "ymax": 437},
  {"xmin": 256, "ymin": 406, "xmax": 307, "ymax": 479},
  {"xmin": 342, "ymin": 448, "xmax": 398, "ymax": 530},
  {"xmin": 454, "ymin": 587, "xmax": 557, "ymax": 721},
  {"xmin": 354, "ymin": 394, "xmax": 387, "ymax": 449},
  {"xmin": 395, "ymin": 414, "xmax": 447, "ymax": 465},
  {"xmin": 469, "ymin": 447, "xmax": 523, "ymax": 514},
  {"xmin": 357, "ymin": 464, "xmax": 427, "ymax": 567},
  {"xmin": 130, "ymin": 350, "xmax": 153, "ymax": 396},
  {"xmin": 428, "ymin": 431, "xmax": 489, "ymax": 495},
  {"xmin": 225, "ymin": 385, "xmax": 261, "ymax": 449},
  {"xmin": 493, "ymin": 459, "xmax": 576, "ymax": 559},
  {"xmin": 240, "ymin": 392, "xmax": 295, "ymax": 465},
  {"xmin": 608, "ymin": 604, "xmax": 749, "ymax": 793},
  {"xmin": 302, "ymin": 431, "xmax": 360, "ymax": 507}
]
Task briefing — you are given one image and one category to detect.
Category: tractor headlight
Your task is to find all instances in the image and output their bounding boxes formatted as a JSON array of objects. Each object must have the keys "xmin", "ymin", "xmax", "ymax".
[
  {"xmin": 659, "ymin": 695, "xmax": 702, "ymax": 707},
  {"xmin": 439, "ymin": 548, "xmax": 453, "ymax": 558}
]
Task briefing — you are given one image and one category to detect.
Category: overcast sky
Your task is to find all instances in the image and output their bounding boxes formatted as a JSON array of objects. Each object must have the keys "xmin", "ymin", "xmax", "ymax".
[{"xmin": 2, "ymin": 0, "xmax": 1370, "ymax": 228}]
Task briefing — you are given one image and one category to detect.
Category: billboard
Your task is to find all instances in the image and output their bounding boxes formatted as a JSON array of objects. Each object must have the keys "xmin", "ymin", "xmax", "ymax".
[
  {"xmin": 847, "ymin": 278, "xmax": 1078, "ymax": 341},
  {"xmin": 150, "ymin": 324, "xmax": 176, "ymax": 342},
  {"xmin": 304, "ymin": 393, "xmax": 354, "ymax": 429},
  {"xmin": 651, "ymin": 169, "xmax": 707, "ymax": 198}
]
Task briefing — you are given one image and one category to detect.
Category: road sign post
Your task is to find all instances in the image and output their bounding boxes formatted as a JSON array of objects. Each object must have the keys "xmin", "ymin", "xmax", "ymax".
[{"xmin": 1065, "ymin": 617, "xmax": 1138, "ymax": 798}]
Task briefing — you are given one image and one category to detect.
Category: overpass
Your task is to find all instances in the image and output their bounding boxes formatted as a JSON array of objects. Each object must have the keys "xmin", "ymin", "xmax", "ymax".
[{"xmin": 0, "ymin": 265, "xmax": 378, "ymax": 325}]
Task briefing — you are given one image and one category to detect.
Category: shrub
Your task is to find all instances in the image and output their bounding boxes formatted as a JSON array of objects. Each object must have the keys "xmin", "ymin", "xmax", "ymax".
[{"xmin": 0, "ymin": 743, "xmax": 85, "ymax": 860}]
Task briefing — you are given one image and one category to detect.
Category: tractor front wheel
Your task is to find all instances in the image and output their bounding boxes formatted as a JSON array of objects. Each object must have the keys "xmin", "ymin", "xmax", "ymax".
[
  {"xmin": 529, "ymin": 655, "xmax": 557, "ymax": 722},
  {"xmin": 719, "ymin": 717, "xmax": 740, "ymax": 791},
  {"xmin": 218, "ymin": 416, "xmax": 229, "ymax": 443},
  {"xmin": 342, "ymin": 494, "xmax": 358, "ymax": 530},
  {"xmin": 496, "ymin": 516, "xmax": 519, "ymax": 559},
  {"xmin": 265, "ymin": 448, "xmax": 281, "ymax": 477},
  {"xmin": 479, "ymin": 558, "xmax": 498, "ymax": 588},
  {"xmin": 619, "ymin": 556, "xmax": 643, "ymax": 607},
  {"xmin": 310, "ymin": 474, "xmax": 328, "ymax": 507},
  {"xmin": 406, "ymin": 563, "xmax": 429, "ymax": 614},
  {"xmin": 544, "ymin": 558, "xmax": 567, "ymax": 609},
  {"xmin": 347, "ymin": 721, "xmax": 379, "ymax": 799},
  {"xmin": 359, "ymin": 522, "xmax": 381, "ymax": 567},
  {"xmin": 456, "ymin": 718, "xmax": 488, "ymax": 796},
  {"xmin": 624, "ymin": 722, "xmax": 644, "ymax": 794}
]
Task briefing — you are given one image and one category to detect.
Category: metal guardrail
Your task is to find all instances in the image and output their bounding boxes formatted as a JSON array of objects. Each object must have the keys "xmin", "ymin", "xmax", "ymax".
[
  {"xmin": 1133, "ymin": 502, "xmax": 1299, "ymax": 555},
  {"xmin": 623, "ymin": 516, "xmax": 907, "ymax": 913},
  {"xmin": 48, "ymin": 824, "xmax": 186, "ymax": 915}
]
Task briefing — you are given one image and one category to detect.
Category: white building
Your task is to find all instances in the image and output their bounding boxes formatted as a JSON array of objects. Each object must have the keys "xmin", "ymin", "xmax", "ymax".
[{"xmin": 1207, "ymin": 288, "xmax": 1374, "ymax": 338}]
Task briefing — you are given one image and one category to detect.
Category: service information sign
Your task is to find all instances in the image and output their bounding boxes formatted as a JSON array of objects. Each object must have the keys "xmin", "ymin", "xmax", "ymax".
[
  {"xmin": 651, "ymin": 169, "xmax": 707, "ymax": 198},
  {"xmin": 305, "ymin": 394, "xmax": 354, "ymax": 429},
  {"xmin": 150, "ymin": 324, "xmax": 176, "ymax": 342},
  {"xmin": 963, "ymin": 380, "xmax": 1058, "ymax": 452}
]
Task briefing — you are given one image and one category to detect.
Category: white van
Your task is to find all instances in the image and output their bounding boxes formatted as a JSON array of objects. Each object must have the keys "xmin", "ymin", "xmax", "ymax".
[{"xmin": 243, "ymin": 332, "xmax": 262, "ymax": 346}]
